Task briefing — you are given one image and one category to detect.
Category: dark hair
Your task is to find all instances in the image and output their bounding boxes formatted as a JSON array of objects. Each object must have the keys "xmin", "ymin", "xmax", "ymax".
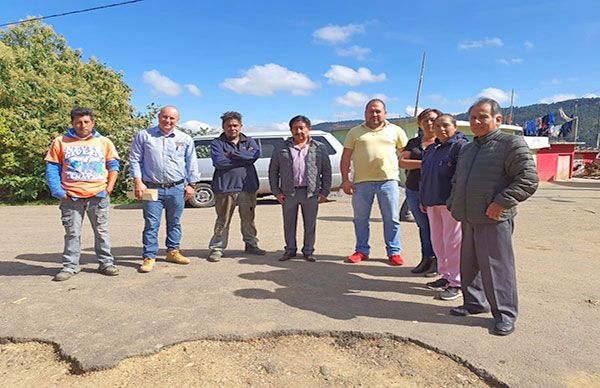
[
  {"xmin": 433, "ymin": 114, "xmax": 457, "ymax": 127},
  {"xmin": 468, "ymin": 98, "xmax": 502, "ymax": 117},
  {"xmin": 289, "ymin": 115, "xmax": 311, "ymax": 129},
  {"xmin": 220, "ymin": 111, "xmax": 242, "ymax": 125},
  {"xmin": 417, "ymin": 108, "xmax": 443, "ymax": 123},
  {"xmin": 365, "ymin": 98, "xmax": 386, "ymax": 110},
  {"xmin": 70, "ymin": 107, "xmax": 94, "ymax": 121}
]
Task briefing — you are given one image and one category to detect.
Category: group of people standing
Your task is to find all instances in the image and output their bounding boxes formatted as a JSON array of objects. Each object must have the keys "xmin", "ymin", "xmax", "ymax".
[{"xmin": 44, "ymin": 96, "xmax": 538, "ymax": 336}]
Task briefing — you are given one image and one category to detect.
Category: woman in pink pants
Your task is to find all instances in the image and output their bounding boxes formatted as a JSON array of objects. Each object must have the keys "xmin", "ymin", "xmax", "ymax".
[{"xmin": 420, "ymin": 115, "xmax": 468, "ymax": 300}]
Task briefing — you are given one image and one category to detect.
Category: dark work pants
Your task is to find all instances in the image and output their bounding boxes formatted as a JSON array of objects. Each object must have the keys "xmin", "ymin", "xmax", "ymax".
[
  {"xmin": 460, "ymin": 219, "xmax": 517, "ymax": 324},
  {"xmin": 282, "ymin": 188, "xmax": 319, "ymax": 256}
]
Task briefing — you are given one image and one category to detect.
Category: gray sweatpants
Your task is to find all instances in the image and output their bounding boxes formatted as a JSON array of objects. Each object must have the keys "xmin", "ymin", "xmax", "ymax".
[{"xmin": 460, "ymin": 219, "xmax": 518, "ymax": 324}]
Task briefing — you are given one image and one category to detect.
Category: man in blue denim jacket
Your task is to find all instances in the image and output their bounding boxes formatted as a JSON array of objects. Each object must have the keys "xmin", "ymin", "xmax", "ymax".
[{"xmin": 207, "ymin": 111, "xmax": 266, "ymax": 262}]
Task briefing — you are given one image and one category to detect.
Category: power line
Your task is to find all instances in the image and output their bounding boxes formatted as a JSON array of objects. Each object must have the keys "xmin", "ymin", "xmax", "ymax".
[{"xmin": 0, "ymin": 0, "xmax": 144, "ymax": 28}]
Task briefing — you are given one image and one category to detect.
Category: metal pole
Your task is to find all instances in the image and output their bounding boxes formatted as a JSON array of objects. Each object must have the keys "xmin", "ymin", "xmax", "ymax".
[
  {"xmin": 573, "ymin": 102, "xmax": 579, "ymax": 143},
  {"xmin": 413, "ymin": 52, "xmax": 426, "ymax": 118},
  {"xmin": 508, "ymin": 88, "xmax": 514, "ymax": 124}
]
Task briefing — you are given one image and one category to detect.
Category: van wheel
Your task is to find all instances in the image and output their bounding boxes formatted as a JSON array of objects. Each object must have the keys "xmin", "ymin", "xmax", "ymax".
[{"xmin": 187, "ymin": 183, "xmax": 215, "ymax": 208}]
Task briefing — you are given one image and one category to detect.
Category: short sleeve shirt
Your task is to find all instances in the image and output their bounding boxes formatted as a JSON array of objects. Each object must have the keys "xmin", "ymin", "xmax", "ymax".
[{"xmin": 344, "ymin": 122, "xmax": 408, "ymax": 183}]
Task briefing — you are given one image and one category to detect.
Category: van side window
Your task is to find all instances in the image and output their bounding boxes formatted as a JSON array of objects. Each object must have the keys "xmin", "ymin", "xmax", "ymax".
[
  {"xmin": 259, "ymin": 138, "xmax": 286, "ymax": 158},
  {"xmin": 194, "ymin": 140, "xmax": 212, "ymax": 158},
  {"xmin": 312, "ymin": 136, "xmax": 336, "ymax": 155}
]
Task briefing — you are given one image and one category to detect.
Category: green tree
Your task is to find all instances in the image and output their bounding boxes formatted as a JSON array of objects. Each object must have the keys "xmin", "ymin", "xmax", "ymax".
[{"xmin": 0, "ymin": 20, "xmax": 156, "ymax": 201}]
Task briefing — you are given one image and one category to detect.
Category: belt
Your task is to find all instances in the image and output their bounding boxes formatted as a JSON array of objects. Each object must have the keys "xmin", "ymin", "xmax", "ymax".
[
  {"xmin": 294, "ymin": 186, "xmax": 307, "ymax": 189},
  {"xmin": 143, "ymin": 179, "xmax": 185, "ymax": 189}
]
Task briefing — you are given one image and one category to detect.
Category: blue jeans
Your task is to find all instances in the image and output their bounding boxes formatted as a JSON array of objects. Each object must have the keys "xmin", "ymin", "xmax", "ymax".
[
  {"xmin": 59, "ymin": 196, "xmax": 114, "ymax": 273},
  {"xmin": 352, "ymin": 180, "xmax": 401, "ymax": 256},
  {"xmin": 142, "ymin": 183, "xmax": 185, "ymax": 258},
  {"xmin": 405, "ymin": 188, "xmax": 435, "ymax": 258}
]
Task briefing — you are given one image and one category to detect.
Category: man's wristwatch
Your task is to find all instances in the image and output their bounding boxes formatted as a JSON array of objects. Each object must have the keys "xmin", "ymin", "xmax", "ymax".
[{"xmin": 188, "ymin": 183, "xmax": 197, "ymax": 189}]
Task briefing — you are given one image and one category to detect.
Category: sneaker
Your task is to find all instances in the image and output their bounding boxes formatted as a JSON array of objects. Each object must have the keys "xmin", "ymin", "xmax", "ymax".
[
  {"xmin": 166, "ymin": 249, "xmax": 190, "ymax": 265},
  {"xmin": 139, "ymin": 258, "xmax": 155, "ymax": 273},
  {"xmin": 347, "ymin": 252, "xmax": 368, "ymax": 263},
  {"xmin": 426, "ymin": 277, "xmax": 449, "ymax": 291},
  {"xmin": 388, "ymin": 254, "xmax": 404, "ymax": 266},
  {"xmin": 208, "ymin": 251, "xmax": 222, "ymax": 262},
  {"xmin": 440, "ymin": 286, "xmax": 462, "ymax": 301},
  {"xmin": 100, "ymin": 265, "xmax": 119, "ymax": 276},
  {"xmin": 245, "ymin": 244, "xmax": 267, "ymax": 255},
  {"xmin": 53, "ymin": 271, "xmax": 74, "ymax": 282}
]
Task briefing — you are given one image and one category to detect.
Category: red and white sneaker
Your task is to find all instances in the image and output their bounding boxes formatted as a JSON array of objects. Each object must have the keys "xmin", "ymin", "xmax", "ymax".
[
  {"xmin": 388, "ymin": 254, "xmax": 405, "ymax": 266},
  {"xmin": 347, "ymin": 252, "xmax": 369, "ymax": 263}
]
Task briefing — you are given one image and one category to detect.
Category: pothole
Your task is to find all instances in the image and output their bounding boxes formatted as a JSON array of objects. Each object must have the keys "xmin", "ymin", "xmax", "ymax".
[{"xmin": 1, "ymin": 332, "xmax": 506, "ymax": 387}]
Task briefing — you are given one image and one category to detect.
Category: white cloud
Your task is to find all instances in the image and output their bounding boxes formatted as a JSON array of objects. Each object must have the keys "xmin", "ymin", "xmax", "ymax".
[
  {"xmin": 179, "ymin": 120, "xmax": 216, "ymax": 134},
  {"xmin": 333, "ymin": 111, "xmax": 359, "ymax": 120},
  {"xmin": 539, "ymin": 94, "xmax": 577, "ymax": 104},
  {"xmin": 427, "ymin": 94, "xmax": 449, "ymax": 105},
  {"xmin": 336, "ymin": 45, "xmax": 371, "ymax": 60},
  {"xmin": 185, "ymin": 84, "xmax": 202, "ymax": 97},
  {"xmin": 142, "ymin": 70, "xmax": 181, "ymax": 96},
  {"xmin": 524, "ymin": 40, "xmax": 534, "ymax": 49},
  {"xmin": 313, "ymin": 23, "xmax": 364, "ymax": 44},
  {"xmin": 325, "ymin": 65, "xmax": 386, "ymax": 86},
  {"xmin": 544, "ymin": 78, "xmax": 561, "ymax": 85},
  {"xmin": 335, "ymin": 91, "xmax": 368, "ymax": 107},
  {"xmin": 499, "ymin": 58, "xmax": 523, "ymax": 65},
  {"xmin": 477, "ymin": 87, "xmax": 514, "ymax": 104},
  {"xmin": 458, "ymin": 37, "xmax": 503, "ymax": 50},
  {"xmin": 247, "ymin": 122, "xmax": 289, "ymax": 132},
  {"xmin": 221, "ymin": 63, "xmax": 319, "ymax": 96},
  {"xmin": 405, "ymin": 105, "xmax": 422, "ymax": 117},
  {"xmin": 583, "ymin": 93, "xmax": 599, "ymax": 98}
]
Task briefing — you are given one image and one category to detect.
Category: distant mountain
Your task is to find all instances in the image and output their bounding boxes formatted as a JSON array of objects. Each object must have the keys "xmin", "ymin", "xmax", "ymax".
[
  {"xmin": 457, "ymin": 97, "xmax": 600, "ymax": 147},
  {"xmin": 314, "ymin": 98, "xmax": 600, "ymax": 147}
]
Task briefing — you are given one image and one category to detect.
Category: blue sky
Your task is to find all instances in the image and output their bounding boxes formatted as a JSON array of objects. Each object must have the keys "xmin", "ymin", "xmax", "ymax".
[{"xmin": 2, "ymin": 0, "xmax": 600, "ymax": 131}]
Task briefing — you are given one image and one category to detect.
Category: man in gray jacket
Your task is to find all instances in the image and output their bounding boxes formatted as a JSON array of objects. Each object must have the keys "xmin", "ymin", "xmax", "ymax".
[
  {"xmin": 448, "ymin": 98, "xmax": 539, "ymax": 336},
  {"xmin": 269, "ymin": 115, "xmax": 332, "ymax": 262}
]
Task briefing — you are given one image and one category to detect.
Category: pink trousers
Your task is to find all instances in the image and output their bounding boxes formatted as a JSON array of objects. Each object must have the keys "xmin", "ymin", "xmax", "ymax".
[{"xmin": 426, "ymin": 205, "xmax": 462, "ymax": 287}]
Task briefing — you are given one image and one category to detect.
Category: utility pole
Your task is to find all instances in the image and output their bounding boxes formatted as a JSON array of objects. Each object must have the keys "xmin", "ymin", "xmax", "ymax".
[
  {"xmin": 573, "ymin": 102, "xmax": 579, "ymax": 144},
  {"xmin": 508, "ymin": 88, "xmax": 514, "ymax": 125},
  {"xmin": 413, "ymin": 52, "xmax": 426, "ymax": 118}
]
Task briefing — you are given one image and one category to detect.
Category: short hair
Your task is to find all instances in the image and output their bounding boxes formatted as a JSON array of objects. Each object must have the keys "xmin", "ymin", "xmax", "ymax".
[
  {"xmin": 289, "ymin": 115, "xmax": 311, "ymax": 129},
  {"xmin": 221, "ymin": 111, "xmax": 242, "ymax": 125},
  {"xmin": 70, "ymin": 107, "xmax": 94, "ymax": 121},
  {"xmin": 365, "ymin": 98, "xmax": 386, "ymax": 111},
  {"xmin": 468, "ymin": 98, "xmax": 502, "ymax": 117},
  {"xmin": 417, "ymin": 108, "xmax": 443, "ymax": 123},
  {"xmin": 434, "ymin": 114, "xmax": 457, "ymax": 127}
]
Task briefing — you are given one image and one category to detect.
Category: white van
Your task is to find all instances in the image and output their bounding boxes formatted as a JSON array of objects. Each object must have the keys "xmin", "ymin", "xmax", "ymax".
[{"xmin": 189, "ymin": 130, "xmax": 344, "ymax": 208}]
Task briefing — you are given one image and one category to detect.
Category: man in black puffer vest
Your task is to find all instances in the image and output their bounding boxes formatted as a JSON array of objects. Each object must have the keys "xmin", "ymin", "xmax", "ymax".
[{"xmin": 448, "ymin": 98, "xmax": 539, "ymax": 336}]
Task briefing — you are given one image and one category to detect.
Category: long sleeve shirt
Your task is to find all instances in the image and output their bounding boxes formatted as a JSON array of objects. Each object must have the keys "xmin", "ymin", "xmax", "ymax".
[{"xmin": 129, "ymin": 126, "xmax": 200, "ymax": 184}]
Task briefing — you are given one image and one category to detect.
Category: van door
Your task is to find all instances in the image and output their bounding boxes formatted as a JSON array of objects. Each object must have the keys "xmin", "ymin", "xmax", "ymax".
[{"xmin": 256, "ymin": 137, "xmax": 286, "ymax": 194}]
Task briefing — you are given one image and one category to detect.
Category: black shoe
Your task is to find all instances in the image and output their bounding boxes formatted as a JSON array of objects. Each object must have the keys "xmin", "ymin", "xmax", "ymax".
[
  {"xmin": 426, "ymin": 277, "xmax": 449, "ymax": 291},
  {"xmin": 303, "ymin": 254, "xmax": 316, "ymax": 262},
  {"xmin": 245, "ymin": 244, "xmax": 266, "ymax": 255},
  {"xmin": 423, "ymin": 258, "xmax": 439, "ymax": 277},
  {"xmin": 411, "ymin": 255, "xmax": 434, "ymax": 274},
  {"xmin": 493, "ymin": 322, "xmax": 515, "ymax": 336},
  {"xmin": 279, "ymin": 252, "xmax": 296, "ymax": 261},
  {"xmin": 450, "ymin": 306, "xmax": 489, "ymax": 316}
]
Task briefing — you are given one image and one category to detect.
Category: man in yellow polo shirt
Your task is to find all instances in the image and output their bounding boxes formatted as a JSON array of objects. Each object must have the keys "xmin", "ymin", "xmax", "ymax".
[{"xmin": 341, "ymin": 99, "xmax": 408, "ymax": 265}]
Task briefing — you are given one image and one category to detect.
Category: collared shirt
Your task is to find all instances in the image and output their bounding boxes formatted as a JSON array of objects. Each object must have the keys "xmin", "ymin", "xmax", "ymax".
[
  {"xmin": 290, "ymin": 140, "xmax": 310, "ymax": 187},
  {"xmin": 129, "ymin": 126, "xmax": 200, "ymax": 184},
  {"xmin": 343, "ymin": 120, "xmax": 408, "ymax": 183}
]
